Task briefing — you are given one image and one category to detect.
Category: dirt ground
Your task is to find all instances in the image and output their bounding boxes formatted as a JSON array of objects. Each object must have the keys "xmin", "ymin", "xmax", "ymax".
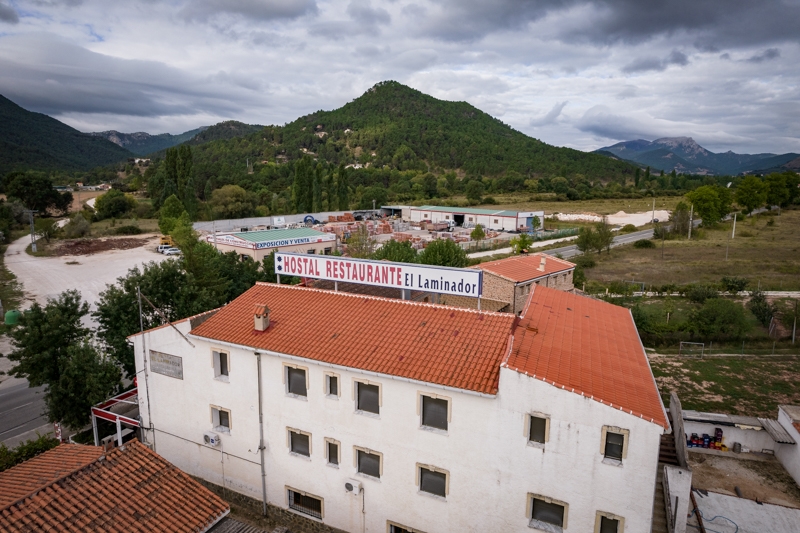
[
  {"xmin": 688, "ymin": 452, "xmax": 800, "ymax": 508},
  {"xmin": 50, "ymin": 237, "xmax": 153, "ymax": 256}
]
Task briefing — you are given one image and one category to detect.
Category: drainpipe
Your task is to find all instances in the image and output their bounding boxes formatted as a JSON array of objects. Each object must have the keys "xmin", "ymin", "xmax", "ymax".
[{"xmin": 255, "ymin": 351, "xmax": 268, "ymax": 516}]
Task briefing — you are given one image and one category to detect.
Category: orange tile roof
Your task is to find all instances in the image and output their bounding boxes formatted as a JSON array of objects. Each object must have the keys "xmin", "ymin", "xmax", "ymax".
[
  {"xmin": 189, "ymin": 283, "xmax": 516, "ymax": 395},
  {"xmin": 0, "ymin": 444, "xmax": 103, "ymax": 509},
  {"xmin": 475, "ymin": 253, "xmax": 575, "ymax": 283},
  {"xmin": 505, "ymin": 286, "xmax": 669, "ymax": 429},
  {"xmin": 0, "ymin": 440, "xmax": 229, "ymax": 532}
]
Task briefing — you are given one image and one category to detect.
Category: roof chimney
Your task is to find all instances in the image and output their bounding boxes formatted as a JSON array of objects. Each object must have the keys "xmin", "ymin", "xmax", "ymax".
[
  {"xmin": 537, "ymin": 256, "xmax": 547, "ymax": 272},
  {"xmin": 254, "ymin": 304, "xmax": 270, "ymax": 332}
]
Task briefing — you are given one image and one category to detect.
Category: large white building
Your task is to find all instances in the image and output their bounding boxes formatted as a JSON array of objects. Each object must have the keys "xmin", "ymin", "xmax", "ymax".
[
  {"xmin": 409, "ymin": 205, "xmax": 545, "ymax": 232},
  {"xmin": 132, "ymin": 283, "xmax": 668, "ymax": 533}
]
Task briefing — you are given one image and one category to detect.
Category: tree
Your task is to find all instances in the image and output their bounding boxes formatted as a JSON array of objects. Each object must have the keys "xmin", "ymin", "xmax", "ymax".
[
  {"xmin": 372, "ymin": 239, "xmax": 418, "ymax": 263},
  {"xmin": 94, "ymin": 189, "xmax": 136, "ymax": 220},
  {"xmin": 670, "ymin": 201, "xmax": 691, "ymax": 236},
  {"xmin": 689, "ymin": 298, "xmax": 749, "ymax": 339},
  {"xmin": 764, "ymin": 173, "xmax": 790, "ymax": 208},
  {"xmin": 171, "ymin": 213, "xmax": 229, "ymax": 304},
  {"xmin": 465, "ymin": 180, "xmax": 484, "ymax": 203},
  {"xmin": 509, "ymin": 233, "xmax": 533, "ymax": 254},
  {"xmin": 470, "ymin": 224, "xmax": 486, "ymax": 246},
  {"xmin": 575, "ymin": 227, "xmax": 598, "ymax": 254},
  {"xmin": 422, "ymin": 173, "xmax": 438, "ymax": 199},
  {"xmin": 34, "ymin": 218, "xmax": 58, "ymax": 244},
  {"xmin": 594, "ymin": 218, "xmax": 614, "ymax": 253},
  {"xmin": 747, "ymin": 289, "xmax": 776, "ymax": 327},
  {"xmin": 313, "ymin": 164, "xmax": 324, "ymax": 212},
  {"xmin": 337, "ymin": 164, "xmax": 350, "ymax": 210},
  {"xmin": 210, "ymin": 185, "xmax": 255, "ymax": 219},
  {"xmin": 531, "ymin": 216, "xmax": 541, "ymax": 233},
  {"xmin": 63, "ymin": 213, "xmax": 91, "ymax": 238},
  {"xmin": 345, "ymin": 225, "xmax": 376, "ymax": 258},
  {"xmin": 634, "ymin": 168, "xmax": 641, "ymax": 188},
  {"xmin": 735, "ymin": 175, "xmax": 767, "ymax": 214},
  {"xmin": 158, "ymin": 194, "xmax": 186, "ymax": 235},
  {"xmin": 7, "ymin": 291, "xmax": 119, "ymax": 430},
  {"xmin": 686, "ymin": 185, "xmax": 730, "ymax": 226},
  {"xmin": 358, "ymin": 186, "xmax": 388, "ymax": 210},
  {"xmin": 418, "ymin": 238, "xmax": 467, "ymax": 267},
  {"xmin": 644, "ymin": 166, "xmax": 650, "ymax": 185},
  {"xmin": 4, "ymin": 172, "xmax": 72, "ymax": 215}
]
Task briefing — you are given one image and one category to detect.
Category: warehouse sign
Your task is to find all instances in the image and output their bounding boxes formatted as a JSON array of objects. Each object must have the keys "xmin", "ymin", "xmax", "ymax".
[
  {"xmin": 275, "ymin": 253, "xmax": 482, "ymax": 297},
  {"xmin": 207, "ymin": 233, "xmax": 335, "ymax": 250},
  {"xmin": 149, "ymin": 350, "xmax": 183, "ymax": 380}
]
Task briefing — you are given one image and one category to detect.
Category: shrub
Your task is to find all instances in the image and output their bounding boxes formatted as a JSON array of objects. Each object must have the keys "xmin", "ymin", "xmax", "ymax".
[
  {"xmin": 482, "ymin": 196, "xmax": 498, "ymax": 205},
  {"xmin": 633, "ymin": 239, "xmax": 655, "ymax": 249},
  {"xmin": 620, "ymin": 224, "xmax": 637, "ymax": 233},
  {"xmin": 689, "ymin": 298, "xmax": 749, "ymax": 339},
  {"xmin": 573, "ymin": 254, "xmax": 596, "ymax": 269},
  {"xmin": 687, "ymin": 284, "xmax": 719, "ymax": 304},
  {"xmin": 115, "ymin": 225, "xmax": 143, "ymax": 235},
  {"xmin": 747, "ymin": 289, "xmax": 776, "ymax": 327},
  {"xmin": 63, "ymin": 213, "xmax": 91, "ymax": 238},
  {"xmin": 720, "ymin": 276, "xmax": 749, "ymax": 293}
]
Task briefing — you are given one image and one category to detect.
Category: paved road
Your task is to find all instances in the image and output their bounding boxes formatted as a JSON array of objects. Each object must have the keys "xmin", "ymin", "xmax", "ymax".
[
  {"xmin": 545, "ymin": 228, "xmax": 656, "ymax": 259},
  {"xmin": 0, "ymin": 381, "xmax": 47, "ymax": 444}
]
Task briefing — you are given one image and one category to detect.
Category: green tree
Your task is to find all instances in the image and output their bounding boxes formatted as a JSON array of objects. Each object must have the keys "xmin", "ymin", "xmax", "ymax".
[
  {"xmin": 313, "ymin": 164, "xmax": 324, "ymax": 212},
  {"xmin": 634, "ymin": 168, "xmax": 641, "ymax": 188},
  {"xmin": 7, "ymin": 291, "xmax": 119, "ymax": 430},
  {"xmin": 345, "ymin": 225, "xmax": 376, "ymax": 258},
  {"xmin": 171, "ymin": 213, "xmax": 229, "ymax": 304},
  {"xmin": 63, "ymin": 213, "xmax": 91, "ymax": 238},
  {"xmin": 670, "ymin": 201, "xmax": 691, "ymax": 236},
  {"xmin": 465, "ymin": 180, "xmax": 484, "ymax": 203},
  {"xmin": 4, "ymin": 172, "xmax": 72, "ymax": 215},
  {"xmin": 689, "ymin": 298, "xmax": 749, "ymax": 339},
  {"xmin": 34, "ymin": 218, "xmax": 58, "ymax": 244},
  {"xmin": 372, "ymin": 239, "xmax": 418, "ymax": 263},
  {"xmin": 594, "ymin": 218, "xmax": 614, "ymax": 253},
  {"xmin": 337, "ymin": 164, "xmax": 350, "ymax": 210},
  {"xmin": 470, "ymin": 224, "xmax": 486, "ymax": 246},
  {"xmin": 686, "ymin": 185, "xmax": 729, "ymax": 226},
  {"xmin": 644, "ymin": 166, "xmax": 650, "ymax": 185},
  {"xmin": 418, "ymin": 238, "xmax": 467, "ymax": 267},
  {"xmin": 747, "ymin": 289, "xmax": 776, "ymax": 327},
  {"xmin": 94, "ymin": 189, "xmax": 137, "ymax": 220},
  {"xmin": 509, "ymin": 233, "xmax": 533, "ymax": 254},
  {"xmin": 158, "ymin": 194, "xmax": 186, "ymax": 235},
  {"xmin": 764, "ymin": 173, "xmax": 790, "ymax": 208},
  {"xmin": 210, "ymin": 185, "xmax": 255, "ymax": 219},
  {"xmin": 735, "ymin": 175, "xmax": 767, "ymax": 214},
  {"xmin": 358, "ymin": 186, "xmax": 388, "ymax": 210},
  {"xmin": 575, "ymin": 227, "xmax": 598, "ymax": 254},
  {"xmin": 422, "ymin": 173, "xmax": 438, "ymax": 199}
]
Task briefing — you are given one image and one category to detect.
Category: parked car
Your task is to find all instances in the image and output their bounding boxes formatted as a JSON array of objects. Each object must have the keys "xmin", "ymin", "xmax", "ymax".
[
  {"xmin": 163, "ymin": 247, "xmax": 181, "ymax": 256},
  {"xmin": 157, "ymin": 244, "xmax": 172, "ymax": 253}
]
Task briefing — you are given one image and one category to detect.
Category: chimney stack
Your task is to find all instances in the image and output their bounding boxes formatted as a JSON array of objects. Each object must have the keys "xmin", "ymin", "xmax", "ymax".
[
  {"xmin": 254, "ymin": 304, "xmax": 270, "ymax": 331},
  {"xmin": 537, "ymin": 256, "xmax": 546, "ymax": 272}
]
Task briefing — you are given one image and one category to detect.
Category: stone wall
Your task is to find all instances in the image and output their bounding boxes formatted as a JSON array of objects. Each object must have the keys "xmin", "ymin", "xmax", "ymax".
[{"xmin": 482, "ymin": 269, "xmax": 575, "ymax": 315}]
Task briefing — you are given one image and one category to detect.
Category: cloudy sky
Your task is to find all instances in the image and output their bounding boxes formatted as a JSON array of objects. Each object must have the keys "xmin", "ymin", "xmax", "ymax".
[{"xmin": 1, "ymin": 0, "xmax": 798, "ymax": 153}]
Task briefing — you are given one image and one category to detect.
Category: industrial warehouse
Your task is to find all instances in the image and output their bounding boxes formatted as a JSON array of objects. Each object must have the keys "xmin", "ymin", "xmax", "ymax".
[{"xmin": 130, "ymin": 276, "xmax": 669, "ymax": 533}]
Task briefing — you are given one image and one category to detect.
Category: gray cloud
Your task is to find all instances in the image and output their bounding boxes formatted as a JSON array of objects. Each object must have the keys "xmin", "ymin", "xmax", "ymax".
[
  {"xmin": 0, "ymin": 2, "xmax": 19, "ymax": 23},
  {"xmin": 747, "ymin": 48, "xmax": 780, "ymax": 63},
  {"xmin": 179, "ymin": 0, "xmax": 317, "ymax": 22},
  {"xmin": 622, "ymin": 50, "xmax": 688, "ymax": 73},
  {"xmin": 530, "ymin": 101, "xmax": 567, "ymax": 127},
  {"xmin": 346, "ymin": 0, "xmax": 390, "ymax": 25}
]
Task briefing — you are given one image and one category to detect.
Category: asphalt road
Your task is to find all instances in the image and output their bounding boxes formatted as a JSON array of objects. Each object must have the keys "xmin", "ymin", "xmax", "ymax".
[
  {"xmin": 547, "ymin": 228, "xmax": 656, "ymax": 259},
  {"xmin": 0, "ymin": 381, "xmax": 47, "ymax": 444}
]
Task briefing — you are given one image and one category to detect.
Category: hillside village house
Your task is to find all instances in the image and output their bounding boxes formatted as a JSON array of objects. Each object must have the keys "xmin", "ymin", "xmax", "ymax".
[{"xmin": 131, "ymin": 283, "xmax": 668, "ymax": 533}]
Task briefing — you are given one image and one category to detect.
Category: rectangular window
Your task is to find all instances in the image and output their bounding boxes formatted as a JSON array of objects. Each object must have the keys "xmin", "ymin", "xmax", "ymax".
[
  {"xmin": 418, "ymin": 465, "xmax": 448, "ymax": 498},
  {"xmin": 356, "ymin": 381, "xmax": 380, "ymax": 414},
  {"xmin": 421, "ymin": 396, "xmax": 448, "ymax": 431},
  {"xmin": 289, "ymin": 429, "xmax": 310, "ymax": 457},
  {"xmin": 388, "ymin": 523, "xmax": 425, "ymax": 533},
  {"xmin": 213, "ymin": 351, "xmax": 229, "ymax": 380},
  {"xmin": 529, "ymin": 416, "xmax": 547, "ymax": 444},
  {"xmin": 324, "ymin": 247, "xmax": 332, "ymax": 255},
  {"xmin": 595, "ymin": 512, "xmax": 624, "ymax": 533},
  {"xmin": 286, "ymin": 366, "xmax": 307, "ymax": 397},
  {"xmin": 600, "ymin": 516, "xmax": 619, "ymax": 533},
  {"xmin": 325, "ymin": 373, "xmax": 339, "ymax": 397},
  {"xmin": 604, "ymin": 432, "xmax": 624, "ymax": 460},
  {"xmin": 287, "ymin": 489, "xmax": 323, "ymax": 519},
  {"xmin": 493, "ymin": 219, "xmax": 498, "ymax": 223},
  {"xmin": 211, "ymin": 406, "xmax": 231, "ymax": 433},
  {"xmin": 307, "ymin": 249, "xmax": 315, "ymax": 254},
  {"xmin": 528, "ymin": 495, "xmax": 568, "ymax": 531},
  {"xmin": 326, "ymin": 439, "xmax": 340, "ymax": 466},
  {"xmin": 356, "ymin": 448, "xmax": 381, "ymax": 478}
]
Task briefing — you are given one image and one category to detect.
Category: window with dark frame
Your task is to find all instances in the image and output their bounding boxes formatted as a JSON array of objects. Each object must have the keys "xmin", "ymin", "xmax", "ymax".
[
  {"xmin": 419, "ymin": 467, "xmax": 446, "ymax": 497},
  {"xmin": 287, "ymin": 367, "xmax": 307, "ymax": 396},
  {"xmin": 289, "ymin": 430, "xmax": 310, "ymax": 456},
  {"xmin": 357, "ymin": 382, "xmax": 380, "ymax": 414},
  {"xmin": 531, "ymin": 497, "xmax": 565, "ymax": 528},
  {"xmin": 219, "ymin": 352, "xmax": 228, "ymax": 376},
  {"xmin": 357, "ymin": 449, "xmax": 381, "ymax": 478},
  {"xmin": 327, "ymin": 375, "xmax": 338, "ymax": 396},
  {"xmin": 604, "ymin": 431, "xmax": 625, "ymax": 461},
  {"xmin": 288, "ymin": 489, "xmax": 322, "ymax": 519},
  {"xmin": 600, "ymin": 516, "xmax": 620, "ymax": 533},
  {"xmin": 529, "ymin": 415, "xmax": 547, "ymax": 443},
  {"xmin": 327, "ymin": 441, "xmax": 339, "ymax": 465},
  {"xmin": 389, "ymin": 526, "xmax": 415, "ymax": 533},
  {"xmin": 218, "ymin": 409, "xmax": 230, "ymax": 430},
  {"xmin": 421, "ymin": 396, "xmax": 448, "ymax": 430}
]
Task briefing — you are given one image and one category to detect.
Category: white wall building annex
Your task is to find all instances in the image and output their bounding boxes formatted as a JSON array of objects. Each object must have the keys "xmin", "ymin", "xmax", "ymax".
[{"xmin": 132, "ymin": 283, "xmax": 668, "ymax": 533}]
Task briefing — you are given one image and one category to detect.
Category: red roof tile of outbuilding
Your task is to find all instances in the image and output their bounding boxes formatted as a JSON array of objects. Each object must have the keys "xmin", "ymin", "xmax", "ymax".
[
  {"xmin": 0, "ymin": 440, "xmax": 229, "ymax": 532},
  {"xmin": 475, "ymin": 253, "xmax": 575, "ymax": 283},
  {"xmin": 189, "ymin": 283, "xmax": 516, "ymax": 395},
  {"xmin": 505, "ymin": 286, "xmax": 669, "ymax": 429}
]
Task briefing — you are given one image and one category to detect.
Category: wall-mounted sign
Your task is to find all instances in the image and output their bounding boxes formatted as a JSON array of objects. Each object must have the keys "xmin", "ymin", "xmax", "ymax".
[
  {"xmin": 275, "ymin": 253, "xmax": 482, "ymax": 297},
  {"xmin": 206, "ymin": 233, "xmax": 335, "ymax": 250},
  {"xmin": 150, "ymin": 350, "xmax": 183, "ymax": 380}
]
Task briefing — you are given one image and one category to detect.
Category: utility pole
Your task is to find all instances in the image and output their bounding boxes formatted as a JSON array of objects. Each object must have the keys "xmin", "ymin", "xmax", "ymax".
[
  {"xmin": 651, "ymin": 197, "xmax": 655, "ymax": 223},
  {"xmin": 793, "ymin": 299, "xmax": 797, "ymax": 345},
  {"xmin": 731, "ymin": 212, "xmax": 737, "ymax": 239},
  {"xmin": 688, "ymin": 204, "xmax": 693, "ymax": 240},
  {"xmin": 24, "ymin": 210, "xmax": 38, "ymax": 253}
]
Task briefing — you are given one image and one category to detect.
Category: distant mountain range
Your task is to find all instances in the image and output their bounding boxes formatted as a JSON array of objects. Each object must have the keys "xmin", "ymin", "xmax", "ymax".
[
  {"xmin": 597, "ymin": 137, "xmax": 799, "ymax": 176},
  {"xmin": 89, "ymin": 127, "xmax": 208, "ymax": 156},
  {"xmin": 0, "ymin": 94, "xmax": 133, "ymax": 176}
]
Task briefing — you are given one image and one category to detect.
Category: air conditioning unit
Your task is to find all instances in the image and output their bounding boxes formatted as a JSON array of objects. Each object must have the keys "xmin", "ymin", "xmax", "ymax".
[
  {"xmin": 344, "ymin": 478, "xmax": 362, "ymax": 496},
  {"xmin": 204, "ymin": 431, "xmax": 220, "ymax": 447}
]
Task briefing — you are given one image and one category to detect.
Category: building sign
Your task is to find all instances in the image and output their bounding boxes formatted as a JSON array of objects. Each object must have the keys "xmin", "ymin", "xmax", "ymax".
[
  {"xmin": 254, "ymin": 235, "xmax": 334, "ymax": 250},
  {"xmin": 150, "ymin": 350, "xmax": 183, "ymax": 379},
  {"xmin": 275, "ymin": 253, "xmax": 483, "ymax": 297}
]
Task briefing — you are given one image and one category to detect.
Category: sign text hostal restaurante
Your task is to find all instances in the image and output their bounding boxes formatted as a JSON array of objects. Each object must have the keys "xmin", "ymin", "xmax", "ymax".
[{"xmin": 275, "ymin": 253, "xmax": 483, "ymax": 298}]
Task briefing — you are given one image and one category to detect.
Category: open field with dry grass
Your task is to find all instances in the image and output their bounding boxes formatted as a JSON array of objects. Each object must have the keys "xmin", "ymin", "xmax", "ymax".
[
  {"xmin": 650, "ymin": 355, "xmax": 800, "ymax": 418},
  {"xmin": 583, "ymin": 208, "xmax": 800, "ymax": 290},
  {"xmin": 491, "ymin": 195, "xmax": 682, "ymax": 216}
]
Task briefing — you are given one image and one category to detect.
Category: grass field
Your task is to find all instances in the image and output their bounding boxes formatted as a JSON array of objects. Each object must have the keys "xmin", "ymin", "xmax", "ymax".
[
  {"xmin": 492, "ymin": 195, "xmax": 682, "ymax": 216},
  {"xmin": 583, "ymin": 208, "xmax": 800, "ymax": 290},
  {"xmin": 650, "ymin": 355, "xmax": 800, "ymax": 417},
  {"xmin": 89, "ymin": 218, "xmax": 159, "ymax": 236}
]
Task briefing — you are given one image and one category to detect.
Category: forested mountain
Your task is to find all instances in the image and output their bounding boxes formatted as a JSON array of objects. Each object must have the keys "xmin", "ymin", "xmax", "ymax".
[
  {"xmin": 598, "ymin": 137, "xmax": 799, "ymax": 175},
  {"xmin": 89, "ymin": 127, "xmax": 207, "ymax": 156},
  {"xmin": 186, "ymin": 121, "xmax": 263, "ymax": 146},
  {"xmin": 0, "ymin": 94, "xmax": 133, "ymax": 176}
]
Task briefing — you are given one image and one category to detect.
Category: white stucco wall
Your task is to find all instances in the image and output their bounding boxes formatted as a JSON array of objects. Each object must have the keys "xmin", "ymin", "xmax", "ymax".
[
  {"xmin": 134, "ymin": 326, "xmax": 664, "ymax": 533},
  {"xmin": 683, "ymin": 421, "xmax": 776, "ymax": 453},
  {"xmin": 411, "ymin": 209, "xmax": 520, "ymax": 231},
  {"xmin": 776, "ymin": 409, "xmax": 800, "ymax": 486}
]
